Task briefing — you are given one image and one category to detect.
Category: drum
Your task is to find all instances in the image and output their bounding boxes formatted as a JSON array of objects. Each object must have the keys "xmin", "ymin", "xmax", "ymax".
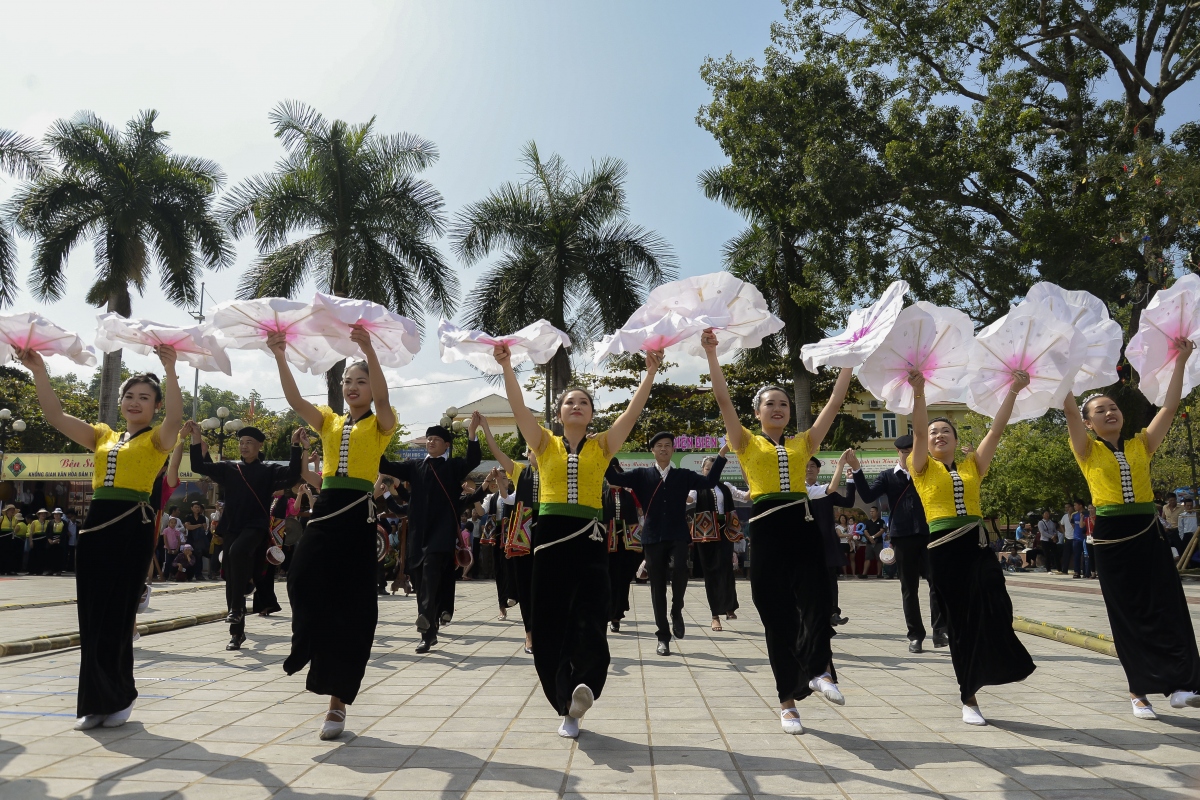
[
  {"xmin": 879, "ymin": 546, "xmax": 896, "ymax": 565},
  {"xmin": 376, "ymin": 525, "xmax": 391, "ymax": 562},
  {"xmin": 266, "ymin": 545, "xmax": 285, "ymax": 565}
]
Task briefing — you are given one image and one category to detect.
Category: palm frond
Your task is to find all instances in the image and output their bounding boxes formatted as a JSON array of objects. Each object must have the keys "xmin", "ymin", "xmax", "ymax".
[
  {"xmin": 370, "ymin": 132, "xmax": 439, "ymax": 175},
  {"xmin": 269, "ymin": 101, "xmax": 328, "ymax": 152},
  {"xmin": 236, "ymin": 234, "xmax": 329, "ymax": 300},
  {"xmin": 0, "ymin": 130, "xmax": 49, "ymax": 180}
]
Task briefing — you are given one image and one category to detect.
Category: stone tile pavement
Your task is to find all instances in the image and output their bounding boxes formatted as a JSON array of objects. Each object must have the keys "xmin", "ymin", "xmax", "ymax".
[{"xmin": 1, "ymin": 573, "xmax": 1198, "ymax": 799}]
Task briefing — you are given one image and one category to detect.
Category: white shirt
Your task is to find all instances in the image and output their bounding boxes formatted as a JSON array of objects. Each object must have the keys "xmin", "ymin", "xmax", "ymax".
[
  {"xmin": 687, "ymin": 486, "xmax": 726, "ymax": 514},
  {"xmin": 894, "ymin": 463, "xmax": 908, "ymax": 476},
  {"xmin": 655, "ymin": 463, "xmax": 671, "ymax": 480},
  {"xmin": 1060, "ymin": 513, "xmax": 1074, "ymax": 540}
]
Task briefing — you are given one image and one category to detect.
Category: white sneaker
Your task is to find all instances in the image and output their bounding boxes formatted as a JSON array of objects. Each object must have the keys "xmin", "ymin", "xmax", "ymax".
[
  {"xmin": 558, "ymin": 715, "xmax": 580, "ymax": 739},
  {"xmin": 137, "ymin": 585, "xmax": 151, "ymax": 613},
  {"xmin": 962, "ymin": 705, "xmax": 986, "ymax": 726},
  {"xmin": 74, "ymin": 714, "xmax": 105, "ymax": 731},
  {"xmin": 319, "ymin": 709, "xmax": 346, "ymax": 740},
  {"xmin": 568, "ymin": 684, "xmax": 594, "ymax": 720},
  {"xmin": 1169, "ymin": 690, "xmax": 1200, "ymax": 709},
  {"xmin": 1131, "ymin": 698, "xmax": 1158, "ymax": 719},
  {"xmin": 780, "ymin": 708, "xmax": 803, "ymax": 734},
  {"xmin": 101, "ymin": 703, "xmax": 133, "ymax": 728},
  {"xmin": 808, "ymin": 674, "xmax": 845, "ymax": 706}
]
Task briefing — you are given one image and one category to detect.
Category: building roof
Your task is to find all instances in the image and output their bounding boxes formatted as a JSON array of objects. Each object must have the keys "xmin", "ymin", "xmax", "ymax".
[{"xmin": 452, "ymin": 393, "xmax": 539, "ymax": 417}]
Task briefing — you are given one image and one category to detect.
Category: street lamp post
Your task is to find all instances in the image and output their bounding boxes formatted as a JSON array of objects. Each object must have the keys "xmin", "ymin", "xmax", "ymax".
[
  {"xmin": 200, "ymin": 406, "xmax": 245, "ymax": 462},
  {"xmin": 0, "ymin": 408, "xmax": 28, "ymax": 480}
]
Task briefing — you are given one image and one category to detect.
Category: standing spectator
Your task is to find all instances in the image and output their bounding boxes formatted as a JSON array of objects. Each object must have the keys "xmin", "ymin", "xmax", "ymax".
[
  {"xmin": 183, "ymin": 501, "xmax": 210, "ymax": 580},
  {"xmin": 65, "ymin": 509, "xmax": 80, "ymax": 573},
  {"xmin": 1179, "ymin": 498, "xmax": 1198, "ymax": 553},
  {"xmin": 1085, "ymin": 503, "xmax": 1099, "ymax": 578},
  {"xmin": 1037, "ymin": 510, "xmax": 1059, "ymax": 572},
  {"xmin": 861, "ymin": 506, "xmax": 886, "ymax": 579},
  {"xmin": 835, "ymin": 515, "xmax": 853, "ymax": 576},
  {"xmin": 1162, "ymin": 493, "xmax": 1181, "ymax": 542},
  {"xmin": 161, "ymin": 516, "xmax": 183, "ymax": 578},
  {"xmin": 1060, "ymin": 502, "xmax": 1075, "ymax": 575},
  {"xmin": 1070, "ymin": 499, "xmax": 1087, "ymax": 579}
]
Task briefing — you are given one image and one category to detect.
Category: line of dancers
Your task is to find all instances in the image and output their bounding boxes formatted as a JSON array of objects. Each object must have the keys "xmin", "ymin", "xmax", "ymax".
[{"xmin": 12, "ymin": 322, "xmax": 1200, "ymax": 740}]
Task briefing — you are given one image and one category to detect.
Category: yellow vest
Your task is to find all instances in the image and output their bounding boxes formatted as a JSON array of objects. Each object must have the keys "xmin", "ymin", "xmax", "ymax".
[
  {"xmin": 735, "ymin": 426, "xmax": 813, "ymax": 501},
  {"xmin": 533, "ymin": 427, "xmax": 611, "ymax": 518},
  {"xmin": 1073, "ymin": 430, "xmax": 1155, "ymax": 513},
  {"xmin": 92, "ymin": 424, "xmax": 170, "ymax": 500},
  {"xmin": 908, "ymin": 452, "xmax": 985, "ymax": 532},
  {"xmin": 317, "ymin": 405, "xmax": 396, "ymax": 491}
]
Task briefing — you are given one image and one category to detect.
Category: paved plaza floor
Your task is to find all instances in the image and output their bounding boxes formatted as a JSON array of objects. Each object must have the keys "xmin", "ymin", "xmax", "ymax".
[{"xmin": 1, "ymin": 571, "xmax": 1198, "ymax": 799}]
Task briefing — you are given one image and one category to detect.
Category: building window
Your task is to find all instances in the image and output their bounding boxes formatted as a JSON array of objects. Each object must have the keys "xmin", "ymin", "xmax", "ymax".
[
  {"xmin": 882, "ymin": 413, "xmax": 897, "ymax": 439},
  {"xmin": 862, "ymin": 413, "xmax": 878, "ymax": 434},
  {"xmin": 907, "ymin": 422, "xmax": 913, "ymax": 436}
]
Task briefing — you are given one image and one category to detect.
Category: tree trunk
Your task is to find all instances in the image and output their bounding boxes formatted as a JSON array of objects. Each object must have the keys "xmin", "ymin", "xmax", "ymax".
[
  {"xmin": 549, "ymin": 346, "xmax": 570, "ymax": 435},
  {"xmin": 326, "ymin": 358, "xmax": 346, "ymax": 415},
  {"xmin": 97, "ymin": 291, "xmax": 132, "ymax": 428},
  {"xmin": 778, "ymin": 235, "xmax": 814, "ymax": 430}
]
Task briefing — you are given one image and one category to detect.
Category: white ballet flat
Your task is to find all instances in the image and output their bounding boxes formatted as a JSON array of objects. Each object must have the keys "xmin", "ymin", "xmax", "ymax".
[
  {"xmin": 1131, "ymin": 698, "xmax": 1158, "ymax": 719},
  {"xmin": 74, "ymin": 714, "xmax": 105, "ymax": 731},
  {"xmin": 962, "ymin": 705, "xmax": 986, "ymax": 726},
  {"xmin": 131, "ymin": 629, "xmax": 140, "ymax": 643},
  {"xmin": 568, "ymin": 683, "xmax": 594, "ymax": 720},
  {"xmin": 137, "ymin": 585, "xmax": 152, "ymax": 613},
  {"xmin": 101, "ymin": 703, "xmax": 133, "ymax": 728},
  {"xmin": 319, "ymin": 709, "xmax": 346, "ymax": 740},
  {"xmin": 558, "ymin": 715, "xmax": 580, "ymax": 739},
  {"xmin": 1169, "ymin": 690, "xmax": 1200, "ymax": 709},
  {"xmin": 780, "ymin": 708, "xmax": 803, "ymax": 734},
  {"xmin": 808, "ymin": 674, "xmax": 845, "ymax": 706}
]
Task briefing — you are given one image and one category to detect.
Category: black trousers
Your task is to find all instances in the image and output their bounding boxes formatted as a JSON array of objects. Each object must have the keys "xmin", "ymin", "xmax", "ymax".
[
  {"xmin": 608, "ymin": 545, "xmax": 641, "ymax": 621},
  {"xmin": 927, "ymin": 523, "xmax": 1035, "ymax": 704},
  {"xmin": 827, "ymin": 566, "xmax": 841, "ymax": 616},
  {"xmin": 1040, "ymin": 539, "xmax": 1060, "ymax": 572},
  {"xmin": 283, "ymin": 489, "xmax": 378, "ymax": 704},
  {"xmin": 510, "ymin": 553, "xmax": 534, "ymax": 632},
  {"xmin": 1093, "ymin": 515, "xmax": 1200, "ymax": 697},
  {"xmin": 76, "ymin": 500, "xmax": 155, "ymax": 717},
  {"xmin": 531, "ymin": 515, "xmax": 610, "ymax": 715},
  {"xmin": 644, "ymin": 539, "xmax": 690, "ymax": 642},
  {"xmin": 224, "ymin": 527, "xmax": 267, "ymax": 636},
  {"xmin": 749, "ymin": 499, "xmax": 836, "ymax": 704},
  {"xmin": 28, "ymin": 537, "xmax": 47, "ymax": 574},
  {"xmin": 696, "ymin": 538, "xmax": 739, "ymax": 617},
  {"xmin": 891, "ymin": 535, "xmax": 946, "ymax": 642},
  {"xmin": 252, "ymin": 533, "xmax": 281, "ymax": 615},
  {"xmin": 0, "ymin": 534, "xmax": 20, "ymax": 574},
  {"xmin": 412, "ymin": 549, "xmax": 454, "ymax": 642},
  {"xmin": 493, "ymin": 540, "xmax": 516, "ymax": 612}
]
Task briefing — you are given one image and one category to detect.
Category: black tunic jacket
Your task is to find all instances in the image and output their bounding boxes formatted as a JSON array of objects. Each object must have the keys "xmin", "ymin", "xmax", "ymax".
[
  {"xmin": 380, "ymin": 439, "xmax": 481, "ymax": 563},
  {"xmin": 606, "ymin": 457, "xmax": 727, "ymax": 545},
  {"xmin": 190, "ymin": 444, "xmax": 302, "ymax": 533},
  {"xmin": 852, "ymin": 466, "xmax": 929, "ymax": 539}
]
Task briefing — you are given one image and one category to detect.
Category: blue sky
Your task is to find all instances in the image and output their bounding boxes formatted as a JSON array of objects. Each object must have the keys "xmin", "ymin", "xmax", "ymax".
[{"xmin": 2, "ymin": 1, "xmax": 1197, "ymax": 433}]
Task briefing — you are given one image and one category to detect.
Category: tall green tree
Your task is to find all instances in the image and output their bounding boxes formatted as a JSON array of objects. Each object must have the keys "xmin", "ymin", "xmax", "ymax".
[
  {"xmin": 0, "ymin": 130, "xmax": 48, "ymax": 308},
  {"xmin": 698, "ymin": 54, "xmax": 893, "ymax": 428},
  {"xmin": 450, "ymin": 142, "xmax": 677, "ymax": 423},
  {"xmin": 224, "ymin": 101, "xmax": 457, "ymax": 413},
  {"xmin": 11, "ymin": 111, "xmax": 232, "ymax": 426}
]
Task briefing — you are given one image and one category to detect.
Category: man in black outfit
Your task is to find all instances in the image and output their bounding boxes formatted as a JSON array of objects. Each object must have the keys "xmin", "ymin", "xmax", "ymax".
[
  {"xmin": 186, "ymin": 420, "xmax": 304, "ymax": 651},
  {"xmin": 379, "ymin": 413, "xmax": 481, "ymax": 653},
  {"xmin": 847, "ymin": 436, "xmax": 947, "ymax": 653},
  {"xmin": 606, "ymin": 431, "xmax": 726, "ymax": 656}
]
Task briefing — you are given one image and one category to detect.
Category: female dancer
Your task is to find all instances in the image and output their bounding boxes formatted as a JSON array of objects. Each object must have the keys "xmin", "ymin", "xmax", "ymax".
[
  {"xmin": 605, "ymin": 464, "xmax": 643, "ymax": 634},
  {"xmin": 907, "ymin": 368, "xmax": 1035, "ymax": 725},
  {"xmin": 494, "ymin": 343, "xmax": 661, "ymax": 738},
  {"xmin": 479, "ymin": 416, "xmax": 537, "ymax": 653},
  {"xmin": 704, "ymin": 330, "xmax": 852, "ymax": 734},
  {"xmin": 1063, "ymin": 339, "xmax": 1200, "ymax": 719},
  {"xmin": 19, "ymin": 345, "xmax": 181, "ymax": 730},
  {"xmin": 689, "ymin": 446, "xmax": 740, "ymax": 631},
  {"xmin": 269, "ymin": 326, "xmax": 396, "ymax": 740}
]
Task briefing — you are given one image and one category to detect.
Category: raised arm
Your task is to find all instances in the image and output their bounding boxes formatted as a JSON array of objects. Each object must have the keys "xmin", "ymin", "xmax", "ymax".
[
  {"xmin": 908, "ymin": 370, "xmax": 929, "ymax": 476},
  {"xmin": 155, "ymin": 345, "xmax": 183, "ymax": 449},
  {"xmin": 605, "ymin": 350, "xmax": 663, "ymax": 452},
  {"xmin": 1062, "ymin": 394, "xmax": 1092, "ymax": 460},
  {"xmin": 16, "ymin": 349, "xmax": 95, "ymax": 450},
  {"xmin": 352, "ymin": 325, "xmax": 395, "ymax": 433},
  {"xmin": 494, "ymin": 343, "xmax": 546, "ymax": 453},
  {"xmin": 185, "ymin": 420, "xmax": 225, "ymax": 480},
  {"xmin": 702, "ymin": 331, "xmax": 745, "ymax": 451},
  {"xmin": 267, "ymin": 331, "xmax": 324, "ymax": 430},
  {"xmin": 826, "ymin": 451, "xmax": 849, "ymax": 495},
  {"xmin": 165, "ymin": 433, "xmax": 186, "ymax": 489},
  {"xmin": 1146, "ymin": 338, "xmax": 1195, "ymax": 453},
  {"xmin": 809, "ymin": 368, "xmax": 853, "ymax": 449},
  {"xmin": 694, "ymin": 456, "xmax": 728, "ymax": 490},
  {"xmin": 477, "ymin": 412, "xmax": 514, "ymax": 475},
  {"xmin": 975, "ymin": 370, "xmax": 1030, "ymax": 472}
]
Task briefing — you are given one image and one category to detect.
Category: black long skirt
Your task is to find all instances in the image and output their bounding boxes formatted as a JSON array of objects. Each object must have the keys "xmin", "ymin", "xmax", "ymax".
[
  {"xmin": 926, "ymin": 523, "xmax": 1035, "ymax": 704},
  {"xmin": 283, "ymin": 489, "xmax": 377, "ymax": 704},
  {"xmin": 697, "ymin": 538, "xmax": 739, "ymax": 617},
  {"xmin": 75, "ymin": 500, "xmax": 156, "ymax": 717},
  {"xmin": 1093, "ymin": 514, "xmax": 1200, "ymax": 697},
  {"xmin": 531, "ymin": 514, "xmax": 610, "ymax": 715},
  {"xmin": 509, "ymin": 552, "xmax": 534, "ymax": 632},
  {"xmin": 748, "ymin": 498, "xmax": 836, "ymax": 703},
  {"xmin": 608, "ymin": 541, "xmax": 641, "ymax": 622}
]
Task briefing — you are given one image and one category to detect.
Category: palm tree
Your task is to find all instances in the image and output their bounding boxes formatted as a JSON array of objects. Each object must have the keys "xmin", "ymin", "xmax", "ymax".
[
  {"xmin": 0, "ymin": 130, "xmax": 49, "ymax": 308},
  {"xmin": 11, "ymin": 111, "xmax": 232, "ymax": 426},
  {"xmin": 451, "ymin": 142, "xmax": 676, "ymax": 422},
  {"xmin": 223, "ymin": 101, "xmax": 456, "ymax": 412}
]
